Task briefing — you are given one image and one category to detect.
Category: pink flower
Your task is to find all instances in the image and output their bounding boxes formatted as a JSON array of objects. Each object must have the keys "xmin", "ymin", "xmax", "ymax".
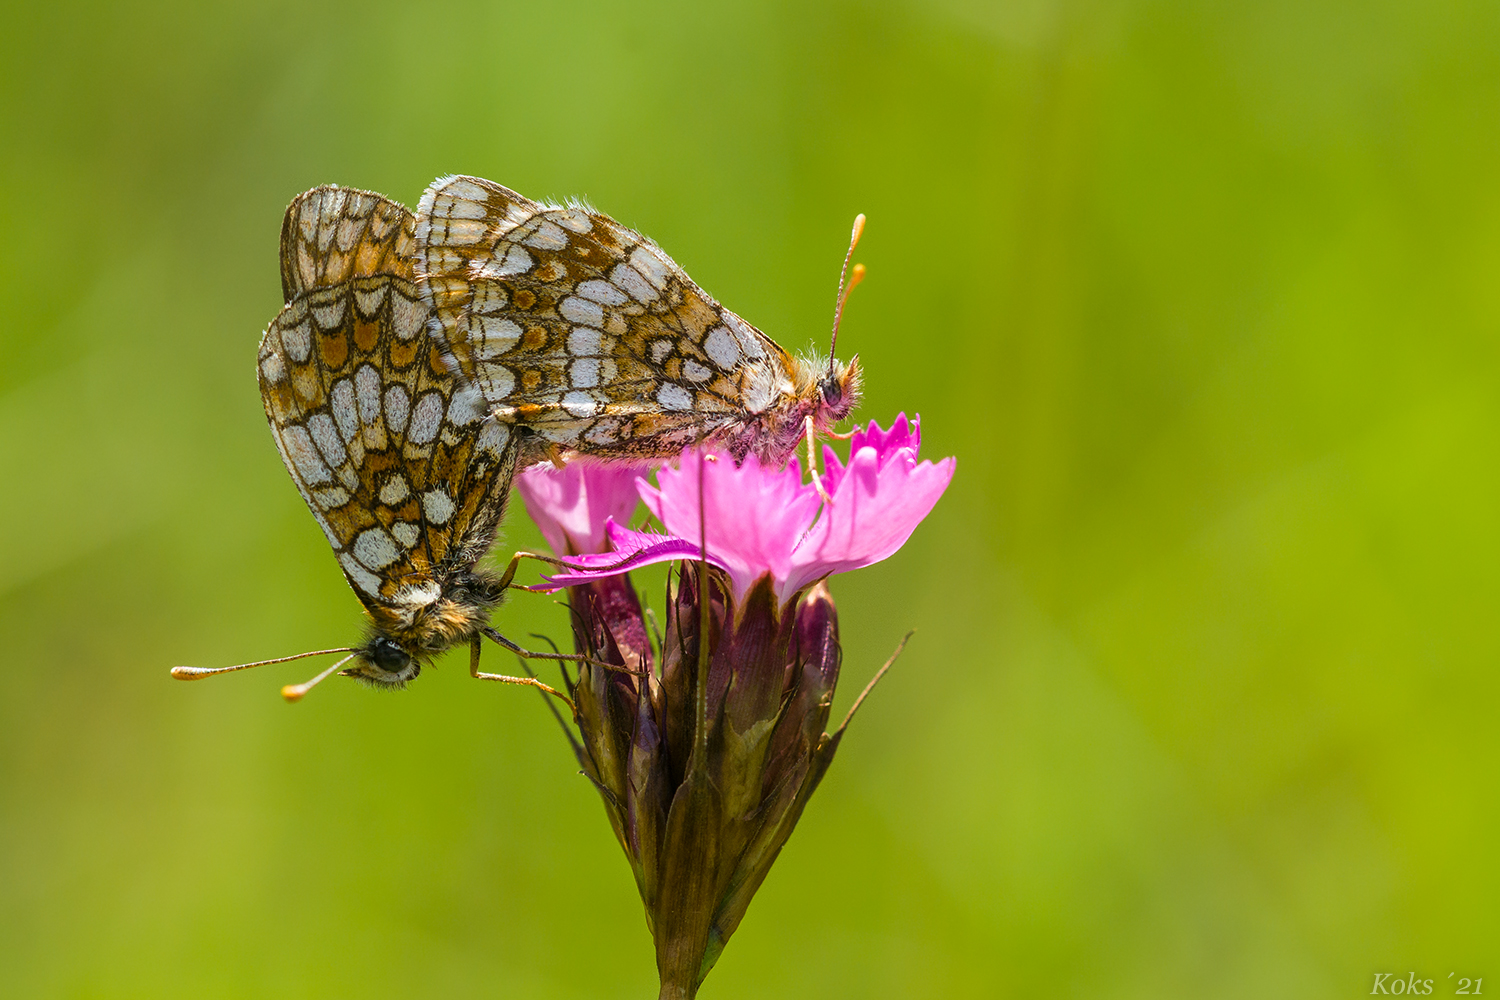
[
  {"xmin": 541, "ymin": 414, "xmax": 955, "ymax": 605},
  {"xmin": 516, "ymin": 415, "xmax": 953, "ymax": 993},
  {"xmin": 514, "ymin": 460, "xmax": 650, "ymax": 555}
]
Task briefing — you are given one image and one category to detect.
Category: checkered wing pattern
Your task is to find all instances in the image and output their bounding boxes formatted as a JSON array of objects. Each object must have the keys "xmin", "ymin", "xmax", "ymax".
[
  {"xmin": 258, "ymin": 274, "xmax": 517, "ymax": 618},
  {"xmin": 415, "ymin": 175, "xmax": 801, "ymax": 459},
  {"xmin": 280, "ymin": 186, "xmax": 418, "ymax": 303}
]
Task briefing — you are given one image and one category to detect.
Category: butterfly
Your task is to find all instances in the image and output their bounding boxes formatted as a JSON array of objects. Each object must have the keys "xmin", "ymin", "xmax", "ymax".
[
  {"xmin": 174, "ymin": 178, "xmax": 866, "ymax": 698},
  {"xmin": 174, "ymin": 187, "xmax": 577, "ymax": 701},
  {"xmin": 415, "ymin": 175, "xmax": 863, "ymax": 468}
]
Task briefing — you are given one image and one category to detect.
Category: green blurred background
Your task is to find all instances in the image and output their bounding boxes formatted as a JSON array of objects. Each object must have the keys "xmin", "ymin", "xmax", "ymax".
[{"xmin": 2, "ymin": 0, "xmax": 1496, "ymax": 996}]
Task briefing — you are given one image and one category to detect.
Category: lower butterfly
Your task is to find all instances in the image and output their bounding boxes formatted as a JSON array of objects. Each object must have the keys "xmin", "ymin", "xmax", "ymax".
[{"xmin": 173, "ymin": 188, "xmax": 589, "ymax": 702}]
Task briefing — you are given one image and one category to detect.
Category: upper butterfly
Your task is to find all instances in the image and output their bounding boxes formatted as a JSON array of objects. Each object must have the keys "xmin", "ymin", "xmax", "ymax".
[{"xmin": 415, "ymin": 175, "xmax": 862, "ymax": 465}]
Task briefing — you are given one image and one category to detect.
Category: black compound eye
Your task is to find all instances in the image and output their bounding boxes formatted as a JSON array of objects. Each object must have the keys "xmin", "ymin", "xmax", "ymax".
[
  {"xmin": 369, "ymin": 638, "xmax": 410, "ymax": 674},
  {"xmin": 819, "ymin": 377, "xmax": 841, "ymax": 406}
]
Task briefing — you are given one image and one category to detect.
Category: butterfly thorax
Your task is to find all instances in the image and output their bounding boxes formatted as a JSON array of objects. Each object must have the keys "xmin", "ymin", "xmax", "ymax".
[{"xmin": 717, "ymin": 354, "xmax": 863, "ymax": 465}]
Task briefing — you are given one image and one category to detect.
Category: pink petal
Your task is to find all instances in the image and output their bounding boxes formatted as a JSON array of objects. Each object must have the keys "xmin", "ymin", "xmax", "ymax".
[
  {"xmin": 641, "ymin": 452, "xmax": 821, "ymax": 600},
  {"xmin": 819, "ymin": 442, "xmax": 848, "ymax": 498},
  {"xmin": 818, "ymin": 413, "xmax": 921, "ymax": 497},
  {"xmin": 782, "ymin": 442, "xmax": 955, "ymax": 598},
  {"xmin": 538, "ymin": 520, "xmax": 719, "ymax": 590},
  {"xmin": 531, "ymin": 415, "xmax": 954, "ymax": 606},
  {"xmin": 849, "ymin": 412, "xmax": 920, "ymax": 461},
  {"xmin": 515, "ymin": 461, "xmax": 650, "ymax": 555}
]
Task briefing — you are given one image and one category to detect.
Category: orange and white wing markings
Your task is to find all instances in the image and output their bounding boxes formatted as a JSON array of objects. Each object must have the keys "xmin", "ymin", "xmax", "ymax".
[
  {"xmin": 280, "ymin": 186, "xmax": 419, "ymax": 303},
  {"xmin": 414, "ymin": 175, "xmax": 814, "ymax": 461},
  {"xmin": 257, "ymin": 274, "xmax": 517, "ymax": 629}
]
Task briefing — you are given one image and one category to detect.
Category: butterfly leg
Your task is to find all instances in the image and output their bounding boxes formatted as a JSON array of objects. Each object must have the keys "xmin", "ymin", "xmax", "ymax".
[
  {"xmin": 806, "ymin": 415, "xmax": 833, "ymax": 505},
  {"xmin": 469, "ymin": 635, "xmax": 576, "ymax": 710},
  {"xmin": 496, "ymin": 552, "xmax": 523, "ymax": 590},
  {"xmin": 495, "ymin": 550, "xmax": 548, "ymax": 591},
  {"xmin": 494, "ymin": 550, "xmax": 575, "ymax": 594},
  {"xmin": 481, "ymin": 625, "xmax": 646, "ymax": 678}
]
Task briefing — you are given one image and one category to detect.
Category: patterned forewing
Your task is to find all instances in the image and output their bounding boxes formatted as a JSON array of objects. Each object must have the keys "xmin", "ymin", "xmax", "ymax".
[
  {"xmin": 280, "ymin": 187, "xmax": 418, "ymax": 303},
  {"xmin": 258, "ymin": 275, "xmax": 517, "ymax": 612},
  {"xmin": 415, "ymin": 175, "xmax": 798, "ymax": 458}
]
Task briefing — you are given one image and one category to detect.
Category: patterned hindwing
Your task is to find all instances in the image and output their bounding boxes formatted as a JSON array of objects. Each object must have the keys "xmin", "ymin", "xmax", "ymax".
[
  {"xmin": 415, "ymin": 175, "xmax": 802, "ymax": 459},
  {"xmin": 280, "ymin": 186, "xmax": 419, "ymax": 303},
  {"xmin": 257, "ymin": 275, "xmax": 518, "ymax": 615}
]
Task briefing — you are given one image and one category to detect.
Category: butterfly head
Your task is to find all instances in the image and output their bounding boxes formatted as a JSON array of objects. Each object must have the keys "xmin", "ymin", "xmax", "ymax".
[
  {"xmin": 341, "ymin": 635, "xmax": 423, "ymax": 689},
  {"xmin": 815, "ymin": 353, "xmax": 863, "ymax": 429},
  {"xmin": 170, "ymin": 570, "xmax": 569, "ymax": 702},
  {"xmin": 735, "ymin": 212, "xmax": 868, "ymax": 466},
  {"xmin": 808, "ymin": 214, "xmax": 867, "ymax": 432}
]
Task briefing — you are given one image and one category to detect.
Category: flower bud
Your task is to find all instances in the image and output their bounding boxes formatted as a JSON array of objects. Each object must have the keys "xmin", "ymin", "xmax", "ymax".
[
  {"xmin": 568, "ymin": 569, "xmax": 867, "ymax": 999},
  {"xmin": 520, "ymin": 421, "xmax": 949, "ymax": 998}
]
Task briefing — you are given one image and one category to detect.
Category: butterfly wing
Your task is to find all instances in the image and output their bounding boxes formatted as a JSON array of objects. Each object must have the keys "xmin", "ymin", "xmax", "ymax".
[
  {"xmin": 280, "ymin": 186, "xmax": 418, "ymax": 303},
  {"xmin": 415, "ymin": 175, "xmax": 801, "ymax": 459},
  {"xmin": 258, "ymin": 274, "xmax": 517, "ymax": 616}
]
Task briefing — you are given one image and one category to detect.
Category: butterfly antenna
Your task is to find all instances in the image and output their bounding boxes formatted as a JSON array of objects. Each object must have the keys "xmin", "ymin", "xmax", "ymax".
[
  {"xmin": 828, "ymin": 213, "xmax": 867, "ymax": 375},
  {"xmin": 171, "ymin": 647, "xmax": 358, "ymax": 681},
  {"xmin": 280, "ymin": 651, "xmax": 361, "ymax": 703}
]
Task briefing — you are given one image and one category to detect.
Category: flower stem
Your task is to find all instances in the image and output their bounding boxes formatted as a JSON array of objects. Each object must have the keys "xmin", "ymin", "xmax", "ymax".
[{"xmin": 689, "ymin": 452, "xmax": 711, "ymax": 778}]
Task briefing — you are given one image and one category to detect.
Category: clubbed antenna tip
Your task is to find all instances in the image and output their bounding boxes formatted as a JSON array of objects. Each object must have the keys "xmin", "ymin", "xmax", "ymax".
[
  {"xmin": 829, "ymin": 214, "xmax": 867, "ymax": 372},
  {"xmin": 170, "ymin": 646, "xmax": 359, "ymax": 702}
]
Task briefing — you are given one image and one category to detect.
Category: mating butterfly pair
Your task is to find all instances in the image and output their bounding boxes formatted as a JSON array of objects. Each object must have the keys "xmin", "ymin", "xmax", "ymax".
[{"xmin": 174, "ymin": 176, "xmax": 864, "ymax": 699}]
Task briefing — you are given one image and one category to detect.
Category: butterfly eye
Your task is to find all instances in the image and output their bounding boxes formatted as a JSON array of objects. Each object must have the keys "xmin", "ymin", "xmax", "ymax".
[
  {"xmin": 819, "ymin": 376, "xmax": 842, "ymax": 406},
  {"xmin": 368, "ymin": 638, "xmax": 411, "ymax": 674}
]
